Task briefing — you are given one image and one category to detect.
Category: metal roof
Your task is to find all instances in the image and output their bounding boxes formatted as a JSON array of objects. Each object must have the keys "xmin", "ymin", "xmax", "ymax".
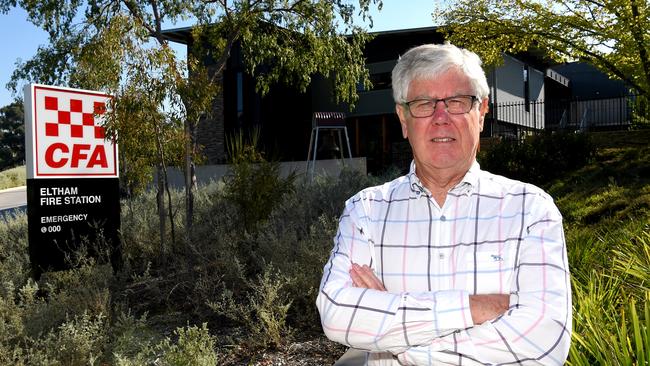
[{"xmin": 160, "ymin": 26, "xmax": 193, "ymax": 44}]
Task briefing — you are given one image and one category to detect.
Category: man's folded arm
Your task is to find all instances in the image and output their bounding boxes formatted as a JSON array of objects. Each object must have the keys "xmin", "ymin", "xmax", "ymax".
[
  {"xmin": 397, "ymin": 209, "xmax": 572, "ymax": 365},
  {"xmin": 316, "ymin": 206, "xmax": 474, "ymax": 353}
]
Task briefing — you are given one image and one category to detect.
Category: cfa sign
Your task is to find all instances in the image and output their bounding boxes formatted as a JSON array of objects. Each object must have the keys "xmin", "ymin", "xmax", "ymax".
[
  {"xmin": 24, "ymin": 84, "xmax": 121, "ymax": 277},
  {"xmin": 24, "ymin": 84, "xmax": 118, "ymax": 178}
]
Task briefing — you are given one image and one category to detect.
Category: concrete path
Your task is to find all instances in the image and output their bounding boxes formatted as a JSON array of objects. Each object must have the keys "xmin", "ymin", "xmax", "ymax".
[{"xmin": 0, "ymin": 186, "xmax": 27, "ymax": 216}]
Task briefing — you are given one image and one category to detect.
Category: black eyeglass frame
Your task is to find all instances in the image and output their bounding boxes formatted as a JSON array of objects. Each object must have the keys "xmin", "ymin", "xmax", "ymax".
[{"xmin": 402, "ymin": 95, "xmax": 479, "ymax": 117}]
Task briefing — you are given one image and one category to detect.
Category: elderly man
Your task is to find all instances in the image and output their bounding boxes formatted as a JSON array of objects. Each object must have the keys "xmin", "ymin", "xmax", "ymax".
[{"xmin": 316, "ymin": 44, "xmax": 572, "ymax": 365}]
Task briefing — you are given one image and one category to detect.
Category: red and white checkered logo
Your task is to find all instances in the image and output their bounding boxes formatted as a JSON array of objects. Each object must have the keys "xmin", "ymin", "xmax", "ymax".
[
  {"xmin": 26, "ymin": 85, "xmax": 118, "ymax": 178},
  {"xmin": 43, "ymin": 96, "xmax": 107, "ymax": 140}
]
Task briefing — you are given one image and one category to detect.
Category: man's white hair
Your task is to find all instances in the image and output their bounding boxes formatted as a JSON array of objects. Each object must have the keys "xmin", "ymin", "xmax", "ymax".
[{"xmin": 391, "ymin": 43, "xmax": 490, "ymax": 103}]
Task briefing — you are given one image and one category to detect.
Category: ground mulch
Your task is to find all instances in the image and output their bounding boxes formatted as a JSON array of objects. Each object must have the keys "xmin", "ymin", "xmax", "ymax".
[{"xmin": 217, "ymin": 335, "xmax": 347, "ymax": 365}]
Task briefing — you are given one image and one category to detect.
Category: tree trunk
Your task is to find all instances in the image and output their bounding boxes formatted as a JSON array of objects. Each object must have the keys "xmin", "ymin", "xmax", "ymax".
[
  {"xmin": 184, "ymin": 120, "xmax": 194, "ymax": 243},
  {"xmin": 156, "ymin": 164, "xmax": 166, "ymax": 263},
  {"xmin": 155, "ymin": 124, "xmax": 175, "ymax": 258},
  {"xmin": 629, "ymin": 0, "xmax": 650, "ymax": 96},
  {"xmin": 163, "ymin": 163, "xmax": 176, "ymax": 245}
]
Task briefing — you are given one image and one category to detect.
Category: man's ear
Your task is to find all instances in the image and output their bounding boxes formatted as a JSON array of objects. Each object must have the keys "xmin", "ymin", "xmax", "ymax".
[
  {"xmin": 396, "ymin": 104, "xmax": 408, "ymax": 139},
  {"xmin": 478, "ymin": 98, "xmax": 489, "ymax": 132}
]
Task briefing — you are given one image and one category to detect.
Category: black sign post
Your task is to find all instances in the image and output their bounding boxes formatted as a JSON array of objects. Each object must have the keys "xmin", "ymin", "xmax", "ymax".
[{"xmin": 26, "ymin": 178, "xmax": 121, "ymax": 274}]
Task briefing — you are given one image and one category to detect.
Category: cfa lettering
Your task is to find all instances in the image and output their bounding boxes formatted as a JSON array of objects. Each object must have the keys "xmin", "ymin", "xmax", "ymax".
[{"xmin": 45, "ymin": 143, "xmax": 108, "ymax": 168}]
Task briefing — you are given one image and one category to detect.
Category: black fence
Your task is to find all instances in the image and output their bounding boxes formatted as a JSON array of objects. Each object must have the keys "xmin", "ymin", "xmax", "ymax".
[{"xmin": 484, "ymin": 94, "xmax": 646, "ymax": 138}]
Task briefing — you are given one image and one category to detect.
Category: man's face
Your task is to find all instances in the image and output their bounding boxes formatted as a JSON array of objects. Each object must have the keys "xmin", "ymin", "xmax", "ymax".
[{"xmin": 396, "ymin": 69, "xmax": 488, "ymax": 176}]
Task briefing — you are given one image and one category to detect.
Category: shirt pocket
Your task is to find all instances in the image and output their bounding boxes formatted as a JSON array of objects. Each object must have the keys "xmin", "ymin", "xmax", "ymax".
[{"xmin": 465, "ymin": 250, "xmax": 514, "ymax": 294}]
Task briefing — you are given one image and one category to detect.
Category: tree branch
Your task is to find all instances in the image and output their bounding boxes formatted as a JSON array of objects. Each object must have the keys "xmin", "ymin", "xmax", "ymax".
[
  {"xmin": 627, "ymin": 0, "xmax": 650, "ymax": 95},
  {"xmin": 537, "ymin": 30, "xmax": 645, "ymax": 93},
  {"xmin": 150, "ymin": 0, "xmax": 163, "ymax": 39},
  {"xmin": 121, "ymin": 0, "xmax": 156, "ymax": 37}
]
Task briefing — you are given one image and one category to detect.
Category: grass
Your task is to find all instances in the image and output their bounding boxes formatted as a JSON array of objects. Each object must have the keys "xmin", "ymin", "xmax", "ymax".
[
  {"xmin": 548, "ymin": 146, "xmax": 650, "ymax": 226},
  {"xmin": 544, "ymin": 144, "xmax": 650, "ymax": 365},
  {"xmin": 0, "ymin": 165, "xmax": 26, "ymax": 190}
]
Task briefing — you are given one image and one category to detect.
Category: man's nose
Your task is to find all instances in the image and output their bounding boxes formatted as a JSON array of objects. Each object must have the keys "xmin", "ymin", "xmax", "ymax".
[{"xmin": 431, "ymin": 100, "xmax": 449, "ymax": 122}]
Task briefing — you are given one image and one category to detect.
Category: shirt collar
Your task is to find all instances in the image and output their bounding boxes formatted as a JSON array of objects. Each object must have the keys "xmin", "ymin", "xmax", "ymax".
[{"xmin": 408, "ymin": 160, "xmax": 480, "ymax": 196}]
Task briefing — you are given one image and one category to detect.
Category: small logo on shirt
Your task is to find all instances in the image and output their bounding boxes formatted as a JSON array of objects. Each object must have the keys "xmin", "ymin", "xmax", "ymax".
[{"xmin": 491, "ymin": 254, "xmax": 504, "ymax": 262}]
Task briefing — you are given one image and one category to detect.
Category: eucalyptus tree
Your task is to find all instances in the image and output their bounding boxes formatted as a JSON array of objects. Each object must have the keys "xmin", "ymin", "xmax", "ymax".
[
  {"xmin": 0, "ymin": 101, "xmax": 25, "ymax": 170},
  {"xmin": 434, "ymin": 0, "xmax": 649, "ymax": 103},
  {"xmin": 2, "ymin": 0, "xmax": 381, "ymax": 255}
]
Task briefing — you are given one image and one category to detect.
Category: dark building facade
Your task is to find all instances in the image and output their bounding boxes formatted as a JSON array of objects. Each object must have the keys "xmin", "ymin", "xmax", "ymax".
[{"xmin": 165, "ymin": 26, "xmax": 626, "ymax": 173}]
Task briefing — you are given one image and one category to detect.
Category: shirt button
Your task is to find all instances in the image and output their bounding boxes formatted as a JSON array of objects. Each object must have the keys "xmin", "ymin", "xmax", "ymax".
[
  {"xmin": 440, "ymin": 215, "xmax": 446, "ymax": 222},
  {"xmin": 439, "ymin": 253, "xmax": 445, "ymax": 260}
]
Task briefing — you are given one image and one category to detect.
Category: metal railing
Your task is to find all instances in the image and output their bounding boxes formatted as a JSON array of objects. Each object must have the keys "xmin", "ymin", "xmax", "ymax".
[{"xmin": 488, "ymin": 94, "xmax": 643, "ymax": 136}]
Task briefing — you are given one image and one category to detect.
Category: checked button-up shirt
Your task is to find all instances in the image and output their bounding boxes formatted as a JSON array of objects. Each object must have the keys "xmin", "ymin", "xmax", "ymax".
[{"xmin": 316, "ymin": 161, "xmax": 572, "ymax": 365}]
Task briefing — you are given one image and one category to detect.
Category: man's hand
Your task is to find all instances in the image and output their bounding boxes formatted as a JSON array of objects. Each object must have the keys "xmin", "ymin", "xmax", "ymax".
[
  {"xmin": 469, "ymin": 294, "xmax": 510, "ymax": 325},
  {"xmin": 350, "ymin": 263, "xmax": 386, "ymax": 291}
]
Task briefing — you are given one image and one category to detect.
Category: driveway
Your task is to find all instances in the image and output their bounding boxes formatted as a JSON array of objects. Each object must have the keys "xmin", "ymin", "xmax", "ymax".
[{"xmin": 0, "ymin": 186, "xmax": 27, "ymax": 217}]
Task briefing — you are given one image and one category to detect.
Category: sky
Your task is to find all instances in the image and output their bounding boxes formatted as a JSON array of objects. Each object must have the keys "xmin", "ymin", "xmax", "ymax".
[{"xmin": 0, "ymin": 0, "xmax": 437, "ymax": 108}]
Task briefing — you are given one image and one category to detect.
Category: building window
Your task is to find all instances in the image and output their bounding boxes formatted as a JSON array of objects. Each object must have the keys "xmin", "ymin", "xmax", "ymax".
[
  {"xmin": 357, "ymin": 72, "xmax": 392, "ymax": 92},
  {"xmin": 361, "ymin": 72, "xmax": 392, "ymax": 92},
  {"xmin": 236, "ymin": 72, "xmax": 243, "ymax": 119}
]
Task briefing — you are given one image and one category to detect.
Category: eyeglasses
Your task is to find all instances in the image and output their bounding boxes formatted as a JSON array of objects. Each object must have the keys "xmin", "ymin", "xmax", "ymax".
[{"xmin": 403, "ymin": 95, "xmax": 478, "ymax": 117}]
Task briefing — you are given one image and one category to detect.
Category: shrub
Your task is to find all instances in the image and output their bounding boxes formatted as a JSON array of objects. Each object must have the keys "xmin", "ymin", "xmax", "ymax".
[
  {"xmin": 569, "ymin": 274, "xmax": 649, "ymax": 366},
  {"xmin": 631, "ymin": 95, "xmax": 650, "ymax": 129},
  {"xmin": 0, "ymin": 211, "xmax": 30, "ymax": 286},
  {"xmin": 479, "ymin": 131, "xmax": 595, "ymax": 187},
  {"xmin": 26, "ymin": 312, "xmax": 108, "ymax": 366},
  {"xmin": 568, "ymin": 226, "xmax": 650, "ymax": 365},
  {"xmin": 224, "ymin": 128, "xmax": 296, "ymax": 233},
  {"xmin": 157, "ymin": 323, "xmax": 218, "ymax": 366},
  {"xmin": 113, "ymin": 322, "xmax": 218, "ymax": 366},
  {"xmin": 29, "ymin": 258, "xmax": 113, "ymax": 337},
  {"xmin": 109, "ymin": 310, "xmax": 159, "ymax": 364},
  {"xmin": 208, "ymin": 266, "xmax": 292, "ymax": 350},
  {"xmin": 0, "ymin": 230, "xmax": 114, "ymax": 365},
  {"xmin": 549, "ymin": 146, "xmax": 650, "ymax": 227}
]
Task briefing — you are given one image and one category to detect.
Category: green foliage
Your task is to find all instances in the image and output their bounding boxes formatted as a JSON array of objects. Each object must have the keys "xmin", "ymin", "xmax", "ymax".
[
  {"xmin": 631, "ymin": 95, "xmax": 650, "ymax": 129},
  {"xmin": 0, "ymin": 255, "xmax": 113, "ymax": 365},
  {"xmin": 568, "ymin": 227, "xmax": 650, "ymax": 365},
  {"xmin": 4, "ymin": 0, "xmax": 382, "ymax": 153},
  {"xmin": 109, "ymin": 310, "xmax": 158, "ymax": 364},
  {"xmin": 612, "ymin": 230, "xmax": 650, "ymax": 297},
  {"xmin": 435, "ymin": 0, "xmax": 650, "ymax": 97},
  {"xmin": 550, "ymin": 142, "xmax": 650, "ymax": 365},
  {"xmin": 0, "ymin": 211, "xmax": 29, "ymax": 285},
  {"xmin": 157, "ymin": 323, "xmax": 218, "ymax": 366},
  {"xmin": 208, "ymin": 266, "xmax": 292, "ymax": 350},
  {"xmin": 479, "ymin": 131, "xmax": 595, "ymax": 187},
  {"xmin": 0, "ymin": 101, "xmax": 25, "ymax": 170},
  {"xmin": 549, "ymin": 146, "xmax": 650, "ymax": 226},
  {"xmin": 110, "ymin": 86, "xmax": 185, "ymax": 196},
  {"xmin": 0, "ymin": 137, "xmax": 648, "ymax": 363},
  {"xmin": 33, "ymin": 259, "xmax": 113, "ymax": 331},
  {"xmin": 0, "ymin": 259, "xmax": 112, "ymax": 341},
  {"xmin": 4, "ymin": 0, "xmax": 382, "ymax": 256},
  {"xmin": 224, "ymin": 128, "xmax": 296, "ymax": 233},
  {"xmin": 26, "ymin": 312, "xmax": 108, "ymax": 366},
  {"xmin": 113, "ymin": 323, "xmax": 218, "ymax": 366}
]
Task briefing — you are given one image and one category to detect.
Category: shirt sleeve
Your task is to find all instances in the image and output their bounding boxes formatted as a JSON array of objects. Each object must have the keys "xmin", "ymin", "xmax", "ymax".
[
  {"xmin": 316, "ymin": 196, "xmax": 474, "ymax": 354},
  {"xmin": 396, "ymin": 197, "xmax": 572, "ymax": 365}
]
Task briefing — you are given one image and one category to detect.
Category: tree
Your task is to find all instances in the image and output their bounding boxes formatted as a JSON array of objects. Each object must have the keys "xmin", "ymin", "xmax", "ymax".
[
  {"xmin": 434, "ymin": 0, "xmax": 650, "ymax": 99},
  {"xmin": 2, "ymin": 0, "xmax": 381, "ymax": 258},
  {"xmin": 0, "ymin": 101, "xmax": 25, "ymax": 170}
]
